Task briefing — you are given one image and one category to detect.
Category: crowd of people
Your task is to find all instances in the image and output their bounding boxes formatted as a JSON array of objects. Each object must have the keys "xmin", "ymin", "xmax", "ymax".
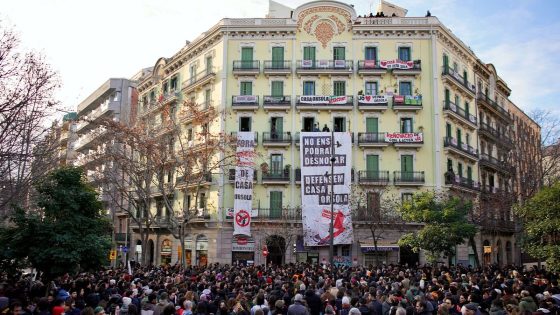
[{"xmin": 1, "ymin": 263, "xmax": 559, "ymax": 315}]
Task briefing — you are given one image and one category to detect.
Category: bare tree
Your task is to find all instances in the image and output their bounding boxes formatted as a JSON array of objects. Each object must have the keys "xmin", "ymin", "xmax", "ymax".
[
  {"xmin": 530, "ymin": 109, "xmax": 560, "ymax": 187},
  {"xmin": 0, "ymin": 22, "xmax": 60, "ymax": 216},
  {"xmin": 350, "ymin": 186, "xmax": 405, "ymax": 266}
]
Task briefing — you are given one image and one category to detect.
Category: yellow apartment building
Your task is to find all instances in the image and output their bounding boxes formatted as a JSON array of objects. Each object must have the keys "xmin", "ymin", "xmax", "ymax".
[{"xmin": 131, "ymin": 0, "xmax": 537, "ymax": 267}]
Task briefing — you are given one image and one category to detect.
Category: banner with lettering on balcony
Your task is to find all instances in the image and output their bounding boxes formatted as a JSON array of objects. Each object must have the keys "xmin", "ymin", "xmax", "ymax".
[
  {"xmin": 379, "ymin": 59, "xmax": 415, "ymax": 69},
  {"xmin": 299, "ymin": 95, "xmax": 348, "ymax": 105},
  {"xmin": 233, "ymin": 95, "xmax": 257, "ymax": 103},
  {"xmin": 357, "ymin": 95, "xmax": 388, "ymax": 104},
  {"xmin": 300, "ymin": 132, "xmax": 353, "ymax": 246},
  {"xmin": 384, "ymin": 132, "xmax": 423, "ymax": 143},
  {"xmin": 233, "ymin": 132, "xmax": 256, "ymax": 236},
  {"xmin": 393, "ymin": 95, "xmax": 422, "ymax": 105}
]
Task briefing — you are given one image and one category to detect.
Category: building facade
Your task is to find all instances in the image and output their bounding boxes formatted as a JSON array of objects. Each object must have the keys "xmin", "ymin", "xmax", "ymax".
[
  {"xmin": 74, "ymin": 78, "xmax": 137, "ymax": 252},
  {"xmin": 130, "ymin": 0, "xmax": 538, "ymax": 267}
]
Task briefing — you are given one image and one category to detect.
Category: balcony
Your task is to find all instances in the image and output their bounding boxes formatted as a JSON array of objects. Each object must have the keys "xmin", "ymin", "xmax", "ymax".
[
  {"xmin": 392, "ymin": 95, "xmax": 422, "ymax": 112},
  {"xmin": 388, "ymin": 60, "xmax": 422, "ymax": 76},
  {"xmin": 75, "ymin": 127, "xmax": 107, "ymax": 151},
  {"xmin": 357, "ymin": 60, "xmax": 386, "ymax": 76},
  {"xmin": 445, "ymin": 172, "xmax": 479, "ymax": 193},
  {"xmin": 385, "ymin": 132, "xmax": 423, "ymax": 149},
  {"xmin": 296, "ymin": 95, "xmax": 353, "ymax": 111},
  {"xmin": 357, "ymin": 95, "xmax": 389, "ymax": 111},
  {"xmin": 153, "ymin": 216, "xmax": 173, "ymax": 228},
  {"xmin": 358, "ymin": 170, "xmax": 390, "ymax": 185},
  {"xmin": 295, "ymin": 60, "xmax": 354, "ymax": 76},
  {"xmin": 477, "ymin": 92, "xmax": 512, "ymax": 123},
  {"xmin": 77, "ymin": 101, "xmax": 116, "ymax": 133},
  {"xmin": 262, "ymin": 170, "xmax": 290, "ymax": 185},
  {"xmin": 478, "ymin": 122, "xmax": 513, "ymax": 149},
  {"xmin": 231, "ymin": 95, "xmax": 259, "ymax": 111},
  {"xmin": 182, "ymin": 68, "xmax": 216, "ymax": 94},
  {"xmin": 179, "ymin": 101, "xmax": 215, "ymax": 124},
  {"xmin": 189, "ymin": 208, "xmax": 211, "ymax": 221},
  {"xmin": 228, "ymin": 169, "xmax": 257, "ymax": 182},
  {"xmin": 357, "ymin": 132, "xmax": 389, "ymax": 148},
  {"xmin": 262, "ymin": 95, "xmax": 291, "ymax": 111},
  {"xmin": 479, "ymin": 153, "xmax": 513, "ymax": 174},
  {"xmin": 232, "ymin": 60, "xmax": 260, "ymax": 77},
  {"xmin": 176, "ymin": 172, "xmax": 213, "ymax": 188},
  {"xmin": 478, "ymin": 216, "xmax": 516, "ymax": 233},
  {"xmin": 443, "ymin": 101, "xmax": 477, "ymax": 130},
  {"xmin": 226, "ymin": 208, "xmax": 301, "ymax": 221},
  {"xmin": 262, "ymin": 132, "xmax": 292, "ymax": 147},
  {"xmin": 393, "ymin": 171, "xmax": 425, "ymax": 186},
  {"xmin": 441, "ymin": 66, "xmax": 476, "ymax": 97},
  {"xmin": 263, "ymin": 60, "xmax": 291, "ymax": 76},
  {"xmin": 443, "ymin": 137, "xmax": 478, "ymax": 161}
]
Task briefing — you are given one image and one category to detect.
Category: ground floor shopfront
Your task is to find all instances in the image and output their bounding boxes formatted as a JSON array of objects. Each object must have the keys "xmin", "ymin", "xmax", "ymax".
[{"xmin": 128, "ymin": 225, "xmax": 518, "ymax": 267}]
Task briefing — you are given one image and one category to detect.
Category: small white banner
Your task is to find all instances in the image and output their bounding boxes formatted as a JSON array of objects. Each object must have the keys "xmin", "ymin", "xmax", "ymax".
[
  {"xmin": 233, "ymin": 132, "xmax": 256, "ymax": 236},
  {"xmin": 233, "ymin": 95, "xmax": 257, "ymax": 103},
  {"xmin": 384, "ymin": 132, "xmax": 423, "ymax": 143},
  {"xmin": 379, "ymin": 59, "xmax": 415, "ymax": 69},
  {"xmin": 358, "ymin": 95, "xmax": 388, "ymax": 104}
]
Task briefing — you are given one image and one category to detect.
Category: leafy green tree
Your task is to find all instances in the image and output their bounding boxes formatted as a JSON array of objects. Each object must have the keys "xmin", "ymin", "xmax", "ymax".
[
  {"xmin": 516, "ymin": 181, "xmax": 560, "ymax": 271},
  {"xmin": 397, "ymin": 192, "xmax": 477, "ymax": 264},
  {"xmin": 0, "ymin": 167, "xmax": 111, "ymax": 279}
]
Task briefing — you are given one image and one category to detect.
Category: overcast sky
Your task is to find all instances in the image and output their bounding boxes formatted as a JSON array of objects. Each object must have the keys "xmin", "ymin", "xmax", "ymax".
[{"xmin": 2, "ymin": 0, "xmax": 559, "ymax": 119}]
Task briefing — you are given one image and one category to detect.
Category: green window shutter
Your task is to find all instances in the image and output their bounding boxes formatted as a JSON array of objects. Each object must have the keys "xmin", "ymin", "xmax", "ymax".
[
  {"xmin": 443, "ymin": 54, "xmax": 449, "ymax": 69},
  {"xmin": 304, "ymin": 47, "xmax": 316, "ymax": 60},
  {"xmin": 457, "ymin": 129, "xmax": 462, "ymax": 145},
  {"xmin": 465, "ymin": 102, "xmax": 470, "ymax": 115},
  {"xmin": 270, "ymin": 191, "xmax": 282, "ymax": 218},
  {"xmin": 458, "ymin": 163, "xmax": 463, "ymax": 178},
  {"xmin": 333, "ymin": 81, "xmax": 345, "ymax": 96},
  {"xmin": 366, "ymin": 155, "xmax": 379, "ymax": 172},
  {"xmin": 366, "ymin": 117, "xmax": 378, "ymax": 133},
  {"xmin": 445, "ymin": 89, "xmax": 450, "ymax": 103},
  {"xmin": 467, "ymin": 166, "xmax": 472, "ymax": 181},
  {"xmin": 333, "ymin": 47, "xmax": 345, "ymax": 60},
  {"xmin": 272, "ymin": 47, "xmax": 284, "ymax": 68},
  {"xmin": 447, "ymin": 159, "xmax": 453, "ymax": 172},
  {"xmin": 446, "ymin": 123, "xmax": 452, "ymax": 138},
  {"xmin": 275, "ymin": 117, "xmax": 283, "ymax": 134},
  {"xmin": 240, "ymin": 82, "xmax": 252, "ymax": 95},
  {"xmin": 241, "ymin": 47, "xmax": 253, "ymax": 69},
  {"xmin": 401, "ymin": 155, "xmax": 413, "ymax": 172},
  {"xmin": 206, "ymin": 56, "xmax": 213, "ymax": 73},
  {"xmin": 271, "ymin": 81, "xmax": 283, "ymax": 97}
]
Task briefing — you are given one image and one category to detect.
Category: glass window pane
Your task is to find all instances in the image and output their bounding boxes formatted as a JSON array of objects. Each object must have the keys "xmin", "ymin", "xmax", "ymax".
[
  {"xmin": 399, "ymin": 82, "xmax": 412, "ymax": 96},
  {"xmin": 365, "ymin": 82, "xmax": 377, "ymax": 95},
  {"xmin": 398, "ymin": 47, "xmax": 411, "ymax": 61},
  {"xmin": 365, "ymin": 47, "xmax": 377, "ymax": 60},
  {"xmin": 303, "ymin": 81, "xmax": 315, "ymax": 95}
]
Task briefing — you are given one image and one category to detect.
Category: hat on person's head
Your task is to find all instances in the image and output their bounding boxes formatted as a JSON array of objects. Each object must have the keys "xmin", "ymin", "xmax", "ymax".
[
  {"xmin": 342, "ymin": 296, "xmax": 350, "ymax": 305},
  {"xmin": 94, "ymin": 306, "xmax": 105, "ymax": 315},
  {"xmin": 465, "ymin": 304, "xmax": 478, "ymax": 311},
  {"xmin": 349, "ymin": 308, "xmax": 361, "ymax": 315},
  {"xmin": 109, "ymin": 279, "xmax": 116, "ymax": 285},
  {"xmin": 294, "ymin": 294, "xmax": 303, "ymax": 302},
  {"xmin": 202, "ymin": 289, "xmax": 211, "ymax": 296}
]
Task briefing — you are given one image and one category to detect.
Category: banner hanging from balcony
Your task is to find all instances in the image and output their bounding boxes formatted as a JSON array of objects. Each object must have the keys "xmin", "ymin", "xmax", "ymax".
[
  {"xmin": 379, "ymin": 59, "xmax": 415, "ymax": 69},
  {"xmin": 233, "ymin": 132, "xmax": 256, "ymax": 236},
  {"xmin": 357, "ymin": 95, "xmax": 388, "ymax": 104},
  {"xmin": 300, "ymin": 132, "xmax": 353, "ymax": 246},
  {"xmin": 384, "ymin": 132, "xmax": 423, "ymax": 143},
  {"xmin": 299, "ymin": 95, "xmax": 348, "ymax": 105}
]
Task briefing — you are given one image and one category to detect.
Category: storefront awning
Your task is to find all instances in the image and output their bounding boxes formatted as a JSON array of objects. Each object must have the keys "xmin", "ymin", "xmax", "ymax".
[{"xmin": 360, "ymin": 242, "xmax": 399, "ymax": 253}]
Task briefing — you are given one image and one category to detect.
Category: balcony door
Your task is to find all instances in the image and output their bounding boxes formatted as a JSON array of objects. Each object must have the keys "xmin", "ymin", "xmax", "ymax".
[
  {"xmin": 270, "ymin": 154, "xmax": 283, "ymax": 175},
  {"xmin": 401, "ymin": 155, "xmax": 414, "ymax": 181},
  {"xmin": 270, "ymin": 191, "xmax": 282, "ymax": 219},
  {"xmin": 271, "ymin": 117, "xmax": 283, "ymax": 138},
  {"xmin": 241, "ymin": 47, "xmax": 253, "ymax": 69},
  {"xmin": 366, "ymin": 117, "xmax": 379, "ymax": 142},
  {"xmin": 271, "ymin": 47, "xmax": 284, "ymax": 68},
  {"xmin": 366, "ymin": 155, "xmax": 379, "ymax": 179}
]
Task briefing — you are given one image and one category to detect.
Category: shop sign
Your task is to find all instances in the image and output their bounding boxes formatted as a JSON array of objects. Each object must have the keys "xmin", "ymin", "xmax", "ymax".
[
  {"xmin": 484, "ymin": 246, "xmax": 492, "ymax": 253},
  {"xmin": 358, "ymin": 94, "xmax": 388, "ymax": 104},
  {"xmin": 232, "ymin": 236, "xmax": 255, "ymax": 252},
  {"xmin": 384, "ymin": 132, "xmax": 423, "ymax": 143},
  {"xmin": 379, "ymin": 59, "xmax": 415, "ymax": 69},
  {"xmin": 233, "ymin": 95, "xmax": 257, "ymax": 103},
  {"xmin": 161, "ymin": 239, "xmax": 172, "ymax": 256}
]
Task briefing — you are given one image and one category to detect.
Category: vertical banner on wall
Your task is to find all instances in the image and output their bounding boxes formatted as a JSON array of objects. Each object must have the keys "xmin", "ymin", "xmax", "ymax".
[
  {"xmin": 233, "ymin": 132, "xmax": 255, "ymax": 236},
  {"xmin": 300, "ymin": 132, "xmax": 353, "ymax": 246}
]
